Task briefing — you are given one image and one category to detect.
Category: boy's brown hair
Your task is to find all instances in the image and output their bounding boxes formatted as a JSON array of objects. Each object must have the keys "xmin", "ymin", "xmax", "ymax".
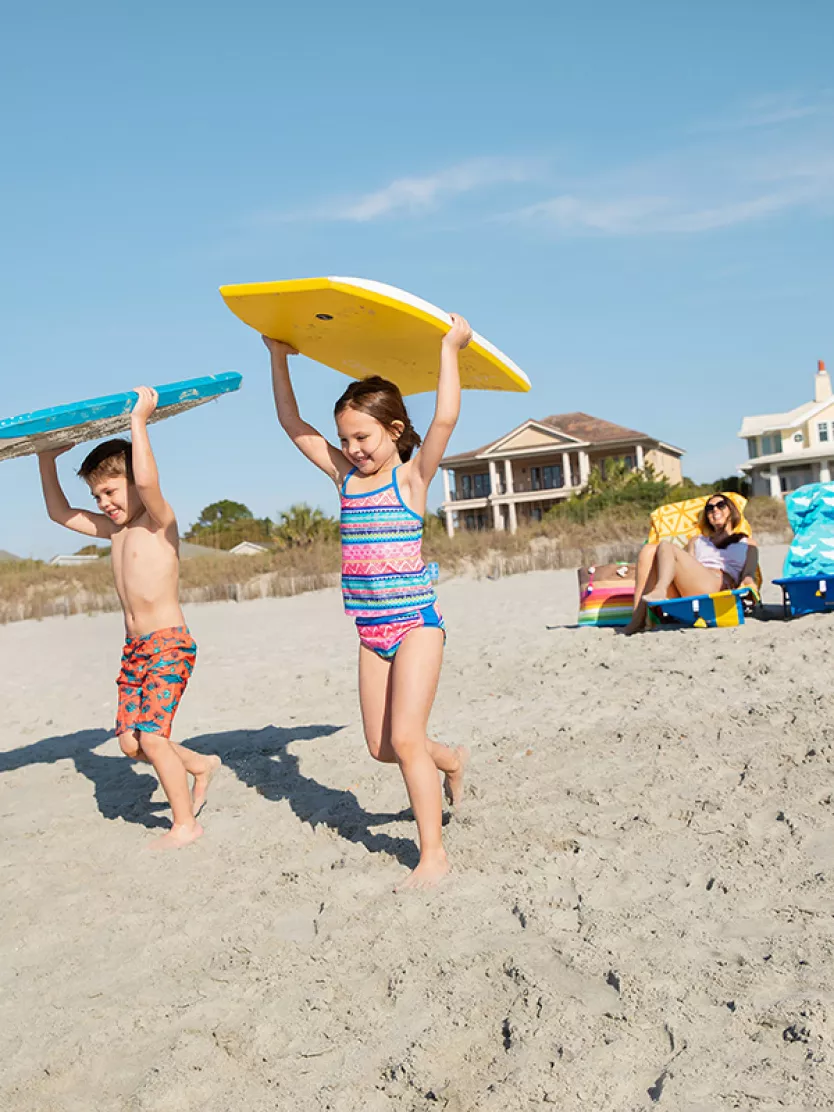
[
  {"xmin": 78, "ymin": 439, "xmax": 134, "ymax": 486},
  {"xmin": 334, "ymin": 376, "xmax": 422, "ymax": 461}
]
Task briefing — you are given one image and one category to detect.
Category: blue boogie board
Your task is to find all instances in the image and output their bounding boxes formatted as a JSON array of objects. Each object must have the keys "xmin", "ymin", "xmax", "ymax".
[{"xmin": 0, "ymin": 373, "xmax": 242, "ymax": 461}]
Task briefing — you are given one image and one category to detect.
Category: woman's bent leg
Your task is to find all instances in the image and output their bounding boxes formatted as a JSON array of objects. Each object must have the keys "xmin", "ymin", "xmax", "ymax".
[{"xmin": 644, "ymin": 542, "xmax": 724, "ymax": 600}]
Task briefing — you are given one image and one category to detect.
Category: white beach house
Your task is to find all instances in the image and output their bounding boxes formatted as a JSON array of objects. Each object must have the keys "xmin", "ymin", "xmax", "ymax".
[
  {"xmin": 738, "ymin": 361, "xmax": 834, "ymax": 498},
  {"xmin": 440, "ymin": 412, "xmax": 684, "ymax": 536}
]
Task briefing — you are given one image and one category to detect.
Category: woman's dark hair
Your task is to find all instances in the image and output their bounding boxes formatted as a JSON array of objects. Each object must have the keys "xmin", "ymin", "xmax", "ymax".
[
  {"xmin": 701, "ymin": 494, "xmax": 745, "ymax": 546},
  {"xmin": 334, "ymin": 376, "xmax": 422, "ymax": 461}
]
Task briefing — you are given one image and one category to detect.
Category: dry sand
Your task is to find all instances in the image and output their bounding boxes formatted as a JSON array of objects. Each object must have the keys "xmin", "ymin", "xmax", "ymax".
[{"xmin": 1, "ymin": 545, "xmax": 833, "ymax": 1111}]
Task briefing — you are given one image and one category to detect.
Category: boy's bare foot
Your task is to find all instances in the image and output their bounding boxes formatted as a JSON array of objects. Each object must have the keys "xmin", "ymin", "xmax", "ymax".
[
  {"xmin": 149, "ymin": 822, "xmax": 204, "ymax": 851},
  {"xmin": 444, "ymin": 746, "xmax": 470, "ymax": 807},
  {"xmin": 192, "ymin": 755, "xmax": 222, "ymax": 817},
  {"xmin": 396, "ymin": 850, "xmax": 450, "ymax": 892}
]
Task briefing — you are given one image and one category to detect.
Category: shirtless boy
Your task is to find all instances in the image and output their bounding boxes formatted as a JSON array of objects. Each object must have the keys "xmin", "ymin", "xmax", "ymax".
[{"xmin": 37, "ymin": 386, "xmax": 220, "ymax": 848}]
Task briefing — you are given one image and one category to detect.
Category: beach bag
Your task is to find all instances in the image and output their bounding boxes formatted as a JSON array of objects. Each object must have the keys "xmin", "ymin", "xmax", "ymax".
[{"xmin": 577, "ymin": 562, "xmax": 636, "ymax": 627}]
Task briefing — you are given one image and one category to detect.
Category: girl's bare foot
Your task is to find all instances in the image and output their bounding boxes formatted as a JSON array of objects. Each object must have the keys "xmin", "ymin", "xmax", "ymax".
[
  {"xmin": 192, "ymin": 755, "xmax": 222, "ymax": 817},
  {"xmin": 396, "ymin": 850, "xmax": 450, "ymax": 891},
  {"xmin": 444, "ymin": 746, "xmax": 469, "ymax": 807},
  {"xmin": 149, "ymin": 822, "xmax": 204, "ymax": 851}
]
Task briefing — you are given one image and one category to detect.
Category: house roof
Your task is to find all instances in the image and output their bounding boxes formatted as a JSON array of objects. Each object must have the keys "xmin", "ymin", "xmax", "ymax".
[
  {"xmin": 738, "ymin": 397, "xmax": 832, "ymax": 438},
  {"xmin": 0, "ymin": 549, "xmax": 22, "ymax": 562},
  {"xmin": 442, "ymin": 411, "xmax": 666, "ymax": 466},
  {"xmin": 540, "ymin": 412, "xmax": 647, "ymax": 444}
]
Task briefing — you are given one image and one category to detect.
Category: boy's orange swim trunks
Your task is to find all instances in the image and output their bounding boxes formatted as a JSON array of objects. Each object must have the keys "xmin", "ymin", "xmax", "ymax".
[{"xmin": 115, "ymin": 626, "xmax": 196, "ymax": 740}]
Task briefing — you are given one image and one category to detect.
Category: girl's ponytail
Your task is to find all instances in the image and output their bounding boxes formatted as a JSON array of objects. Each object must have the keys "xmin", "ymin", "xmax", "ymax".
[{"xmin": 395, "ymin": 419, "xmax": 422, "ymax": 462}]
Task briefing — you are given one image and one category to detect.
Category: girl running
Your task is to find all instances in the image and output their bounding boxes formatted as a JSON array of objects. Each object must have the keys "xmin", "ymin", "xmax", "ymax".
[{"xmin": 264, "ymin": 314, "xmax": 472, "ymax": 889}]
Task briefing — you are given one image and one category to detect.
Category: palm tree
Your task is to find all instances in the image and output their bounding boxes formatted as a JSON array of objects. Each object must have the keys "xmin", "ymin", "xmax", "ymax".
[{"xmin": 273, "ymin": 504, "xmax": 338, "ymax": 547}]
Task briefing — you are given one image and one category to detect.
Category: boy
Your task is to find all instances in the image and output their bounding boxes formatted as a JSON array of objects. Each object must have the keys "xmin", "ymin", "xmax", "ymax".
[{"xmin": 38, "ymin": 386, "xmax": 220, "ymax": 848}]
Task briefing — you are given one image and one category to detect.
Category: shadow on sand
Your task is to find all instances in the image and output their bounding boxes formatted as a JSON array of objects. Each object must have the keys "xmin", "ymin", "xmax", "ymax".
[{"xmin": 0, "ymin": 723, "xmax": 418, "ymax": 866}]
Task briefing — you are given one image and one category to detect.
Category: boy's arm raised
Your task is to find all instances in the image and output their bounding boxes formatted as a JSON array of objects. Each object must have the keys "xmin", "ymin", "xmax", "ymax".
[
  {"xmin": 264, "ymin": 338, "xmax": 345, "ymax": 485},
  {"xmin": 38, "ymin": 447, "xmax": 116, "ymax": 537},
  {"xmin": 412, "ymin": 314, "xmax": 472, "ymax": 489},
  {"xmin": 130, "ymin": 387, "xmax": 176, "ymax": 528}
]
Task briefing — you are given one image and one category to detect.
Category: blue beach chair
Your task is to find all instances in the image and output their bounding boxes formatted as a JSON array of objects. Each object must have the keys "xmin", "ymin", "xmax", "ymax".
[{"xmin": 646, "ymin": 585, "xmax": 760, "ymax": 629}]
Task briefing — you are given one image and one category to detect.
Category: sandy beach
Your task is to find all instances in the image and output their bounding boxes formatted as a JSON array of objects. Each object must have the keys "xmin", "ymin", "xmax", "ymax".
[{"xmin": 1, "ymin": 545, "xmax": 832, "ymax": 1110}]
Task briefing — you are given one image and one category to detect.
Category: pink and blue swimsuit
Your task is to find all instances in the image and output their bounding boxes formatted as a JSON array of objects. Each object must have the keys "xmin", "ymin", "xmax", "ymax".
[{"xmin": 340, "ymin": 466, "xmax": 444, "ymax": 659}]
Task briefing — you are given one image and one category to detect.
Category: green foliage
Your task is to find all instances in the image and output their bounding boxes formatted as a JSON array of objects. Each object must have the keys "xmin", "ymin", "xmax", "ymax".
[
  {"xmin": 186, "ymin": 500, "xmax": 272, "ymax": 550},
  {"xmin": 272, "ymin": 504, "xmax": 339, "ymax": 547},
  {"xmin": 194, "ymin": 500, "xmax": 253, "ymax": 528},
  {"xmin": 75, "ymin": 544, "xmax": 110, "ymax": 558},
  {"xmin": 544, "ymin": 461, "xmax": 750, "ymax": 528},
  {"xmin": 546, "ymin": 461, "xmax": 673, "ymax": 525}
]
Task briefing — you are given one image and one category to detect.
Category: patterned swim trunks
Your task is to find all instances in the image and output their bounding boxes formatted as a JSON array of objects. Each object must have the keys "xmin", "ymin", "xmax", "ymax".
[{"xmin": 115, "ymin": 626, "xmax": 196, "ymax": 740}]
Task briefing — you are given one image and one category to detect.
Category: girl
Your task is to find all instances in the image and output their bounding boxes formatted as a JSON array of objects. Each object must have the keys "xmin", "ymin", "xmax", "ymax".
[
  {"xmin": 264, "ymin": 314, "xmax": 472, "ymax": 889},
  {"xmin": 625, "ymin": 493, "xmax": 759, "ymax": 633}
]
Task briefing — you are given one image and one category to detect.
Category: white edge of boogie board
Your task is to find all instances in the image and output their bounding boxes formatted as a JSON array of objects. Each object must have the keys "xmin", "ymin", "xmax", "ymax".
[{"xmin": 328, "ymin": 277, "xmax": 531, "ymax": 389}]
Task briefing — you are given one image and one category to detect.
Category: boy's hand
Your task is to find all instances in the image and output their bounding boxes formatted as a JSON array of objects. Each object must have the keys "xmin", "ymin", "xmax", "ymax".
[
  {"xmin": 262, "ymin": 336, "xmax": 299, "ymax": 357},
  {"xmin": 442, "ymin": 314, "xmax": 473, "ymax": 351},
  {"xmin": 131, "ymin": 386, "xmax": 159, "ymax": 422},
  {"xmin": 37, "ymin": 443, "xmax": 74, "ymax": 461}
]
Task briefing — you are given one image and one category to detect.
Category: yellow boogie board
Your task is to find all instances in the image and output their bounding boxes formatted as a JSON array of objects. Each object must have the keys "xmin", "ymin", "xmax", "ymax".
[{"xmin": 219, "ymin": 276, "xmax": 530, "ymax": 396}]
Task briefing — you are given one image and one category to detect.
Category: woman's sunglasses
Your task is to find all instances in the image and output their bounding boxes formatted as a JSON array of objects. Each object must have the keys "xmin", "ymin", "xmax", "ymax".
[{"xmin": 706, "ymin": 499, "xmax": 728, "ymax": 514}]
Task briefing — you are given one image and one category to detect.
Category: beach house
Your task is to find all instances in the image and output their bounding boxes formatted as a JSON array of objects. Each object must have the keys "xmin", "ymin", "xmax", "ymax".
[
  {"xmin": 440, "ymin": 412, "xmax": 684, "ymax": 535},
  {"xmin": 738, "ymin": 361, "xmax": 834, "ymax": 498}
]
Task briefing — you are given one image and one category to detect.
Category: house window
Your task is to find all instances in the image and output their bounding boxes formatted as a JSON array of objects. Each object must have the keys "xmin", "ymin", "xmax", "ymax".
[
  {"xmin": 542, "ymin": 465, "xmax": 563, "ymax": 489},
  {"xmin": 761, "ymin": 433, "xmax": 782, "ymax": 456},
  {"xmin": 622, "ymin": 455, "xmax": 636, "ymax": 470},
  {"xmin": 819, "ymin": 422, "xmax": 829, "ymax": 443},
  {"xmin": 747, "ymin": 438, "xmax": 758, "ymax": 459},
  {"xmin": 460, "ymin": 472, "xmax": 490, "ymax": 499}
]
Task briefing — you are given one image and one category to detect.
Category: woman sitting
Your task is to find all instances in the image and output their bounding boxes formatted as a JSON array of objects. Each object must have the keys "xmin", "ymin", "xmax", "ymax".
[{"xmin": 624, "ymin": 494, "xmax": 759, "ymax": 634}]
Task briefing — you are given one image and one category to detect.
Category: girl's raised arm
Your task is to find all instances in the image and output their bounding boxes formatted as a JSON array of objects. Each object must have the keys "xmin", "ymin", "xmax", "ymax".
[
  {"xmin": 264, "ymin": 337, "xmax": 346, "ymax": 486},
  {"xmin": 412, "ymin": 314, "xmax": 472, "ymax": 489}
]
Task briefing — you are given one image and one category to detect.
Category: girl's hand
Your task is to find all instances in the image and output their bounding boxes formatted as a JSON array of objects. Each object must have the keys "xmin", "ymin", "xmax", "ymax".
[
  {"xmin": 442, "ymin": 314, "xmax": 472, "ymax": 351},
  {"xmin": 131, "ymin": 386, "xmax": 159, "ymax": 422},
  {"xmin": 262, "ymin": 336, "xmax": 299, "ymax": 357}
]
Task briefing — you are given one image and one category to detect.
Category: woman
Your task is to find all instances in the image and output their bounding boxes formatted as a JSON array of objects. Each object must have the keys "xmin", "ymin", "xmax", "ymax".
[{"xmin": 624, "ymin": 494, "xmax": 759, "ymax": 634}]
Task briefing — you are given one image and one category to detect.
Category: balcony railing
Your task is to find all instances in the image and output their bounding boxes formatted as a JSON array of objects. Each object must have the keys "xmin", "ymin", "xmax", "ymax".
[{"xmin": 449, "ymin": 478, "xmax": 576, "ymax": 500}]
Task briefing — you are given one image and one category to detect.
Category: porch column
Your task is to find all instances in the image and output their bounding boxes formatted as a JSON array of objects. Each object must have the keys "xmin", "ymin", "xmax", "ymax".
[
  {"xmin": 503, "ymin": 458, "xmax": 514, "ymax": 493},
  {"xmin": 507, "ymin": 501, "xmax": 518, "ymax": 535},
  {"xmin": 578, "ymin": 452, "xmax": 590, "ymax": 486},
  {"xmin": 561, "ymin": 451, "xmax": 571, "ymax": 488},
  {"xmin": 488, "ymin": 459, "xmax": 499, "ymax": 496},
  {"xmin": 635, "ymin": 444, "xmax": 645, "ymax": 470},
  {"xmin": 768, "ymin": 467, "xmax": 781, "ymax": 499},
  {"xmin": 442, "ymin": 469, "xmax": 455, "ymax": 537},
  {"xmin": 820, "ymin": 461, "xmax": 831, "ymax": 483}
]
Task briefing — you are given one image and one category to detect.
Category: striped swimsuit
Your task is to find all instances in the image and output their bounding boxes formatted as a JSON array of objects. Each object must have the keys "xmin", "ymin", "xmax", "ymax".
[{"xmin": 340, "ymin": 466, "xmax": 444, "ymax": 659}]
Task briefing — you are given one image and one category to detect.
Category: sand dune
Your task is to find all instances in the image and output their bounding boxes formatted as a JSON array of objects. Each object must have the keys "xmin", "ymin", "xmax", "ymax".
[{"xmin": 1, "ymin": 548, "xmax": 832, "ymax": 1110}]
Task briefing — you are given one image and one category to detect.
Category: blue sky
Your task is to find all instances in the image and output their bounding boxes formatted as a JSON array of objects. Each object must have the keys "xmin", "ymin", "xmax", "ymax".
[{"xmin": 2, "ymin": 0, "xmax": 833, "ymax": 558}]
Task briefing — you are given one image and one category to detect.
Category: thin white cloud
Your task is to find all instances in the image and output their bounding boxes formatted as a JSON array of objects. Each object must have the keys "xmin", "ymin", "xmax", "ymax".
[
  {"xmin": 505, "ymin": 101, "xmax": 834, "ymax": 237},
  {"xmin": 515, "ymin": 191, "xmax": 800, "ymax": 235},
  {"xmin": 694, "ymin": 91, "xmax": 833, "ymax": 133},
  {"xmin": 258, "ymin": 157, "xmax": 540, "ymax": 225},
  {"xmin": 333, "ymin": 157, "xmax": 537, "ymax": 222}
]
